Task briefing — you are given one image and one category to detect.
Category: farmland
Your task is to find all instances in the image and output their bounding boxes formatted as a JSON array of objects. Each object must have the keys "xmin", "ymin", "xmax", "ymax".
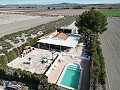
[
  {"xmin": 0, "ymin": 9, "xmax": 87, "ymax": 54},
  {"xmin": 0, "ymin": 8, "xmax": 87, "ymax": 15},
  {"xmin": 100, "ymin": 17, "xmax": 120, "ymax": 90},
  {"xmin": 0, "ymin": 13, "xmax": 63, "ymax": 38},
  {"xmin": 99, "ymin": 10, "xmax": 120, "ymax": 16},
  {"xmin": 0, "ymin": 9, "xmax": 87, "ymax": 38}
]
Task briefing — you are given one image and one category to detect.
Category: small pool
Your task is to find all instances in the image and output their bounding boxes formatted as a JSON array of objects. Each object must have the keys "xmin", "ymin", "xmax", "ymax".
[{"xmin": 58, "ymin": 62, "xmax": 83, "ymax": 90}]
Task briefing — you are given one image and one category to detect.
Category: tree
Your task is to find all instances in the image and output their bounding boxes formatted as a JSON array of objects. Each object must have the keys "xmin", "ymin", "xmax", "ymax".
[
  {"xmin": 47, "ymin": 7, "xmax": 50, "ymax": 9},
  {"xmin": 6, "ymin": 51, "xmax": 15, "ymax": 63},
  {"xmin": 91, "ymin": 7, "xmax": 96, "ymax": 9},
  {"xmin": 75, "ymin": 9, "xmax": 107, "ymax": 47},
  {"xmin": 76, "ymin": 9, "xmax": 107, "ymax": 88},
  {"xmin": 13, "ymin": 48, "xmax": 19, "ymax": 57},
  {"xmin": 73, "ymin": 6, "xmax": 82, "ymax": 9},
  {"xmin": 53, "ymin": 7, "xmax": 55, "ymax": 9},
  {"xmin": 109, "ymin": 7, "xmax": 112, "ymax": 9},
  {"xmin": 76, "ymin": 9, "xmax": 107, "ymax": 35}
]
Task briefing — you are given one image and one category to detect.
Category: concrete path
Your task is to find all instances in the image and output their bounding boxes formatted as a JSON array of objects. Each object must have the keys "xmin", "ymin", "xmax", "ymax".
[
  {"xmin": 100, "ymin": 17, "xmax": 120, "ymax": 90},
  {"xmin": 80, "ymin": 60, "xmax": 90, "ymax": 90}
]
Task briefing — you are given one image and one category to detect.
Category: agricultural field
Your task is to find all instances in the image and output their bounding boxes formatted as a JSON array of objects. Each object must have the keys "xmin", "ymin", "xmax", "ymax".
[
  {"xmin": 31, "ymin": 9, "xmax": 87, "ymax": 15},
  {"xmin": 0, "ymin": 13, "xmax": 63, "ymax": 38},
  {"xmin": 0, "ymin": 9, "xmax": 88, "ymax": 38},
  {"xmin": 100, "ymin": 17, "xmax": 120, "ymax": 90},
  {"xmin": 99, "ymin": 10, "xmax": 120, "ymax": 16},
  {"xmin": 0, "ymin": 8, "xmax": 87, "ymax": 15}
]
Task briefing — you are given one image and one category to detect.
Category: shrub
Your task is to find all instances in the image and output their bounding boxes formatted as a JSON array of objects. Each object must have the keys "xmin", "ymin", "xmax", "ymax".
[
  {"xmin": 0, "ymin": 55, "xmax": 7, "ymax": 64},
  {"xmin": 90, "ymin": 39, "xmax": 106, "ymax": 89},
  {"xmin": 0, "ymin": 65, "xmax": 61, "ymax": 90}
]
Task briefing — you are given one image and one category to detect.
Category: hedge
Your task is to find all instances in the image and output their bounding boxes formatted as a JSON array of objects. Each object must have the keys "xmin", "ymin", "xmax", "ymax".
[
  {"xmin": 90, "ymin": 39, "xmax": 106, "ymax": 90},
  {"xmin": 0, "ymin": 65, "xmax": 50, "ymax": 89},
  {"xmin": 0, "ymin": 55, "xmax": 7, "ymax": 64}
]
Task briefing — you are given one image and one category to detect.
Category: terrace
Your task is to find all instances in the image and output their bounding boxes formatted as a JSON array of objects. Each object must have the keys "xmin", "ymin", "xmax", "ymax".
[
  {"xmin": 7, "ymin": 48, "xmax": 59, "ymax": 74},
  {"xmin": 48, "ymin": 43, "xmax": 83, "ymax": 83},
  {"xmin": 47, "ymin": 43, "xmax": 90, "ymax": 90}
]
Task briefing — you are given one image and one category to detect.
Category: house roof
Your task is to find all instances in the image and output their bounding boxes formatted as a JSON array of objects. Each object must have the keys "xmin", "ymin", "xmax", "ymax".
[
  {"xmin": 37, "ymin": 34, "xmax": 80, "ymax": 48},
  {"xmin": 54, "ymin": 33, "xmax": 69, "ymax": 40},
  {"xmin": 24, "ymin": 46, "xmax": 31, "ymax": 50}
]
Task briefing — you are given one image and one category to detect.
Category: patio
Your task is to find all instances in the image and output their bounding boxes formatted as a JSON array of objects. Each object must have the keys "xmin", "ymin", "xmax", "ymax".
[
  {"xmin": 7, "ymin": 48, "xmax": 59, "ymax": 74},
  {"xmin": 48, "ymin": 43, "xmax": 83, "ymax": 83},
  {"xmin": 48, "ymin": 43, "xmax": 90, "ymax": 90}
]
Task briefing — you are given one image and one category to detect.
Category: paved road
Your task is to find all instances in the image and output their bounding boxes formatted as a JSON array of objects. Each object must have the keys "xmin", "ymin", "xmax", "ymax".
[
  {"xmin": 0, "ymin": 16, "xmax": 62, "ymax": 37},
  {"xmin": 100, "ymin": 17, "xmax": 120, "ymax": 90}
]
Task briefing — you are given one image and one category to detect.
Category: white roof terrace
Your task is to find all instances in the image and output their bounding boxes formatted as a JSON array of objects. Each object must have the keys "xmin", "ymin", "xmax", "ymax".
[{"xmin": 37, "ymin": 33, "xmax": 80, "ymax": 48}]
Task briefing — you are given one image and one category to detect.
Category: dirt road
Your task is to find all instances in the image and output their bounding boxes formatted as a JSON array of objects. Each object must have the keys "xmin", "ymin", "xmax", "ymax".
[{"xmin": 100, "ymin": 17, "xmax": 120, "ymax": 90}]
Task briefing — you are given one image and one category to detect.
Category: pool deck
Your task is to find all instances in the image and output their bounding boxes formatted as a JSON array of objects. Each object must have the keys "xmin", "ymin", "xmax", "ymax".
[
  {"xmin": 48, "ymin": 55, "xmax": 81, "ymax": 84},
  {"xmin": 48, "ymin": 43, "xmax": 90, "ymax": 90}
]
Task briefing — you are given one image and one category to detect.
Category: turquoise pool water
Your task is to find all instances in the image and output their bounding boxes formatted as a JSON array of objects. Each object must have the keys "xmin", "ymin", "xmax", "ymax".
[{"xmin": 60, "ymin": 65, "xmax": 81, "ymax": 89}]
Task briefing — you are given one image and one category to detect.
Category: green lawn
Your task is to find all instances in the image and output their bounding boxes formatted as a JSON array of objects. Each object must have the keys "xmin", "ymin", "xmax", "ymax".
[{"xmin": 99, "ymin": 10, "xmax": 120, "ymax": 16}]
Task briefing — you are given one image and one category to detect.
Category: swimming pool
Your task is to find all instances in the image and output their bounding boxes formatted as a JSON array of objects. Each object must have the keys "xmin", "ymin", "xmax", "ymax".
[{"xmin": 58, "ymin": 62, "xmax": 83, "ymax": 90}]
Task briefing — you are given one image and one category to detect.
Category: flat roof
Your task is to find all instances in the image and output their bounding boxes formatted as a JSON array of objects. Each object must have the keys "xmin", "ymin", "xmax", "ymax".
[{"xmin": 37, "ymin": 33, "xmax": 80, "ymax": 48}]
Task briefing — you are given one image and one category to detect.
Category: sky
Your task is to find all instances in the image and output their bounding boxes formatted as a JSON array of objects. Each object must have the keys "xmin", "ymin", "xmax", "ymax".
[{"xmin": 0, "ymin": 0, "xmax": 120, "ymax": 5}]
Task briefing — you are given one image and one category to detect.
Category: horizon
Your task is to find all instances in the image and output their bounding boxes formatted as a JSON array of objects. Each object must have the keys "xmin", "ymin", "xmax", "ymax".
[{"xmin": 0, "ymin": 0, "xmax": 120, "ymax": 5}]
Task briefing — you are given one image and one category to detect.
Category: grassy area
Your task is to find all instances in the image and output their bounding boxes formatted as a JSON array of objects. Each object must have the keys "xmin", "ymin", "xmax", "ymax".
[{"xmin": 99, "ymin": 10, "xmax": 120, "ymax": 16}]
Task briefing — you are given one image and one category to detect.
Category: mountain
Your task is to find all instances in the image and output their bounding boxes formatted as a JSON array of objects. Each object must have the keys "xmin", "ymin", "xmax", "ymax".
[
  {"xmin": 45, "ymin": 2, "xmax": 80, "ymax": 7},
  {"xmin": 0, "ymin": 3, "xmax": 80, "ymax": 8}
]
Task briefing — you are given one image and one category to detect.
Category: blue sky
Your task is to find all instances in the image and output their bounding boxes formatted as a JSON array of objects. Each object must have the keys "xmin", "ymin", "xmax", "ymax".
[{"xmin": 0, "ymin": 0, "xmax": 120, "ymax": 5}]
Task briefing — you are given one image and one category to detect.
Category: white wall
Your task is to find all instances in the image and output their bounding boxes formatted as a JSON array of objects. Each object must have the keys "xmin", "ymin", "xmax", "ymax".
[{"xmin": 45, "ymin": 53, "xmax": 62, "ymax": 76}]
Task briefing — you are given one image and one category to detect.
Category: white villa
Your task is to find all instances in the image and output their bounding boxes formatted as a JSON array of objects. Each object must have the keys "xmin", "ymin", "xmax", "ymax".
[
  {"xmin": 7, "ymin": 23, "xmax": 90, "ymax": 90},
  {"xmin": 37, "ymin": 27, "xmax": 80, "ymax": 52}
]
